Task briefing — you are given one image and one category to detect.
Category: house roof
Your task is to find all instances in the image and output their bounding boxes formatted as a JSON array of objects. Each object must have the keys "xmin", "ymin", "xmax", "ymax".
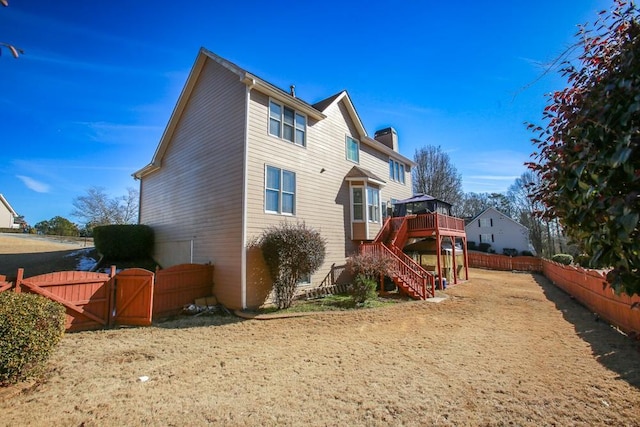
[
  {"xmin": 0, "ymin": 194, "xmax": 17, "ymax": 216},
  {"xmin": 395, "ymin": 193, "xmax": 451, "ymax": 206},
  {"xmin": 344, "ymin": 166, "xmax": 386, "ymax": 186},
  {"xmin": 133, "ymin": 48, "xmax": 415, "ymax": 179},
  {"xmin": 466, "ymin": 207, "xmax": 528, "ymax": 230}
]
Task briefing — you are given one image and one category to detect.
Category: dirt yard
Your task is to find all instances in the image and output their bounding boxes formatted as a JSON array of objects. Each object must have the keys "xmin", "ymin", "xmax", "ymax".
[{"xmin": 1, "ymin": 248, "xmax": 639, "ymax": 427}]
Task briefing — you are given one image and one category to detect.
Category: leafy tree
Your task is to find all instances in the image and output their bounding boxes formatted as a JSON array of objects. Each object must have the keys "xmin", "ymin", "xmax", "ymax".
[
  {"xmin": 527, "ymin": 1, "xmax": 640, "ymax": 295},
  {"xmin": 34, "ymin": 216, "xmax": 79, "ymax": 236},
  {"xmin": 259, "ymin": 222, "xmax": 326, "ymax": 309},
  {"xmin": 71, "ymin": 186, "xmax": 139, "ymax": 232},
  {"xmin": 413, "ymin": 145, "xmax": 463, "ymax": 208}
]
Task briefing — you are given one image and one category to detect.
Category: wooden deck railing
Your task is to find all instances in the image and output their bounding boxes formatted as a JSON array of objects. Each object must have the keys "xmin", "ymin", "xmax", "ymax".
[{"xmin": 360, "ymin": 242, "xmax": 431, "ymax": 299}]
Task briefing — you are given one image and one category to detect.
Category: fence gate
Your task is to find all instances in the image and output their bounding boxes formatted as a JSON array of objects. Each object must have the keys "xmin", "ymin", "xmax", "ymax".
[{"xmin": 111, "ymin": 268, "xmax": 154, "ymax": 326}]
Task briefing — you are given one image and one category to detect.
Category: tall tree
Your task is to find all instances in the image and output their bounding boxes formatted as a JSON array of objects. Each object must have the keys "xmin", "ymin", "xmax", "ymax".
[
  {"xmin": 413, "ymin": 145, "xmax": 463, "ymax": 208},
  {"xmin": 527, "ymin": 1, "xmax": 640, "ymax": 295},
  {"xmin": 72, "ymin": 186, "xmax": 139, "ymax": 231},
  {"xmin": 507, "ymin": 172, "xmax": 547, "ymax": 256}
]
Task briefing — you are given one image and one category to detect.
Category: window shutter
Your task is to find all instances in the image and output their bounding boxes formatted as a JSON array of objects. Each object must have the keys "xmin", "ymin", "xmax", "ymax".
[
  {"xmin": 490, "ymin": 218, "xmax": 493, "ymax": 227},
  {"xmin": 479, "ymin": 234, "xmax": 482, "ymax": 242},
  {"xmin": 478, "ymin": 220, "xmax": 481, "ymax": 227},
  {"xmin": 491, "ymin": 234, "xmax": 494, "ymax": 242}
]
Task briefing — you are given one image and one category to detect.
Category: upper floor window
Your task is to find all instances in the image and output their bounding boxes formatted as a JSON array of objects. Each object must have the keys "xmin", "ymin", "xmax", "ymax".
[
  {"xmin": 265, "ymin": 165, "xmax": 296, "ymax": 215},
  {"xmin": 346, "ymin": 136, "xmax": 359, "ymax": 163},
  {"xmin": 269, "ymin": 100, "xmax": 306, "ymax": 147},
  {"xmin": 479, "ymin": 218, "xmax": 493, "ymax": 227},
  {"xmin": 389, "ymin": 159, "xmax": 405, "ymax": 184}
]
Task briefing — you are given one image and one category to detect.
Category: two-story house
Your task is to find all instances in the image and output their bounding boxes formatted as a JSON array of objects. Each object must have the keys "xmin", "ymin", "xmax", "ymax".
[
  {"xmin": 134, "ymin": 48, "xmax": 417, "ymax": 310},
  {"xmin": 465, "ymin": 207, "xmax": 535, "ymax": 255}
]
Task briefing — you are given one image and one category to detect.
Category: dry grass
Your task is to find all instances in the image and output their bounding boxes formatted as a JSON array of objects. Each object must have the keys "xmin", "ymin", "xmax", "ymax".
[{"xmin": 1, "ymin": 267, "xmax": 639, "ymax": 426}]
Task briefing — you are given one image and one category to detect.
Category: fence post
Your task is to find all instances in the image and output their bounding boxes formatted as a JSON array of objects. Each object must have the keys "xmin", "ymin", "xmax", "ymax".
[{"xmin": 15, "ymin": 268, "xmax": 24, "ymax": 293}]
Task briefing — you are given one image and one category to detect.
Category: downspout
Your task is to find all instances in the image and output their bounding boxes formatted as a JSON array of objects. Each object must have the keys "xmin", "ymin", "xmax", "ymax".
[{"xmin": 240, "ymin": 78, "xmax": 255, "ymax": 310}]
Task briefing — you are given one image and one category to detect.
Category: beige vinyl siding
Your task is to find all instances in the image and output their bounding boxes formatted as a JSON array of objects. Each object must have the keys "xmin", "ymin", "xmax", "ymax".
[
  {"xmin": 243, "ymin": 92, "xmax": 412, "ymax": 301},
  {"xmin": 138, "ymin": 57, "xmax": 246, "ymax": 309}
]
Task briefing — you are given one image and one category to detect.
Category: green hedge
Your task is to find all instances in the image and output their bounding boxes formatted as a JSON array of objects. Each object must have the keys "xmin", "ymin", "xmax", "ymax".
[
  {"xmin": 93, "ymin": 224, "xmax": 154, "ymax": 260},
  {"xmin": 0, "ymin": 292, "xmax": 66, "ymax": 385},
  {"xmin": 551, "ymin": 254, "xmax": 574, "ymax": 265}
]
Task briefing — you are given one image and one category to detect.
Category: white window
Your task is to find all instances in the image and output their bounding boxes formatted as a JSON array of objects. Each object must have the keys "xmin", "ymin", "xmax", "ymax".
[
  {"xmin": 389, "ymin": 159, "xmax": 405, "ymax": 184},
  {"xmin": 367, "ymin": 187, "xmax": 380, "ymax": 223},
  {"xmin": 265, "ymin": 166, "xmax": 296, "ymax": 215},
  {"xmin": 352, "ymin": 186, "xmax": 380, "ymax": 223},
  {"xmin": 479, "ymin": 233, "xmax": 494, "ymax": 243},
  {"xmin": 297, "ymin": 273, "xmax": 311, "ymax": 286},
  {"xmin": 346, "ymin": 136, "xmax": 359, "ymax": 163},
  {"xmin": 352, "ymin": 187, "xmax": 364, "ymax": 221},
  {"xmin": 479, "ymin": 218, "xmax": 493, "ymax": 227},
  {"xmin": 269, "ymin": 100, "xmax": 306, "ymax": 147}
]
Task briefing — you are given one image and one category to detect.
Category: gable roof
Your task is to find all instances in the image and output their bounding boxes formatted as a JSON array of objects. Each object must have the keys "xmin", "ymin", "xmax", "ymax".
[
  {"xmin": 344, "ymin": 166, "xmax": 386, "ymax": 186},
  {"xmin": 134, "ymin": 48, "xmax": 415, "ymax": 179},
  {"xmin": 0, "ymin": 194, "xmax": 17, "ymax": 216},
  {"xmin": 467, "ymin": 207, "xmax": 528, "ymax": 230}
]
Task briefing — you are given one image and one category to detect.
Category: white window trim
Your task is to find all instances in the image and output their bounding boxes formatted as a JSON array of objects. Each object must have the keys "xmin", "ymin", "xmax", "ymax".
[
  {"xmin": 346, "ymin": 135, "xmax": 360, "ymax": 163},
  {"xmin": 351, "ymin": 186, "xmax": 365, "ymax": 223},
  {"xmin": 264, "ymin": 165, "xmax": 296, "ymax": 216},
  {"xmin": 268, "ymin": 98, "xmax": 307, "ymax": 147},
  {"xmin": 351, "ymin": 185, "xmax": 381, "ymax": 224},
  {"xmin": 389, "ymin": 158, "xmax": 406, "ymax": 184}
]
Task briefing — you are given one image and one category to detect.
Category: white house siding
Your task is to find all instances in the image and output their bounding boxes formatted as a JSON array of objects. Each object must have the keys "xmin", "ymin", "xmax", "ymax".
[
  {"xmin": 138, "ymin": 57, "xmax": 247, "ymax": 308},
  {"xmin": 466, "ymin": 208, "xmax": 531, "ymax": 255},
  {"xmin": 0, "ymin": 205, "xmax": 13, "ymax": 229},
  {"xmin": 244, "ymin": 91, "xmax": 412, "ymax": 306}
]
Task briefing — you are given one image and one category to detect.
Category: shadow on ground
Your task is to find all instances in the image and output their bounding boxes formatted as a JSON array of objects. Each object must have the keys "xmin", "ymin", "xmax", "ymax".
[{"xmin": 534, "ymin": 273, "xmax": 640, "ymax": 389}]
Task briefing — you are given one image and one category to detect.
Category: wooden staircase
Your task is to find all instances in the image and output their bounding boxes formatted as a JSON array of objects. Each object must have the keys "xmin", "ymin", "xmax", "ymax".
[{"xmin": 360, "ymin": 217, "xmax": 435, "ymax": 300}]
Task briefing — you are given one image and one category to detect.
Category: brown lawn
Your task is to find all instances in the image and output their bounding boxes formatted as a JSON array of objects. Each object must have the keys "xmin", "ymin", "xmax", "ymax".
[{"xmin": 0, "ymin": 235, "xmax": 639, "ymax": 426}]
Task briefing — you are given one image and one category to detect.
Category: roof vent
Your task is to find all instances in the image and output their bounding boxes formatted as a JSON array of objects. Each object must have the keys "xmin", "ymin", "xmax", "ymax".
[{"xmin": 290, "ymin": 85, "xmax": 296, "ymax": 97}]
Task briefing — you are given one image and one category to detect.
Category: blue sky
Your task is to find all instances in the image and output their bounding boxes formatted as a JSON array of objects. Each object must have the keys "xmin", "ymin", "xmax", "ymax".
[{"xmin": 0, "ymin": 0, "xmax": 611, "ymax": 225}]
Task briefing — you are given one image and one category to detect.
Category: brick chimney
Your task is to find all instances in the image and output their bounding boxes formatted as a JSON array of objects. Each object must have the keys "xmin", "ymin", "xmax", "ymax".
[{"xmin": 374, "ymin": 127, "xmax": 398, "ymax": 151}]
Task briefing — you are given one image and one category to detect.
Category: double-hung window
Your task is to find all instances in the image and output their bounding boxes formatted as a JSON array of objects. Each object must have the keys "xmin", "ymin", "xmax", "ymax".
[
  {"xmin": 479, "ymin": 218, "xmax": 493, "ymax": 227},
  {"xmin": 346, "ymin": 136, "xmax": 359, "ymax": 163},
  {"xmin": 269, "ymin": 100, "xmax": 306, "ymax": 146},
  {"xmin": 352, "ymin": 187, "xmax": 364, "ymax": 221},
  {"xmin": 389, "ymin": 159, "xmax": 405, "ymax": 184},
  {"xmin": 367, "ymin": 187, "xmax": 380, "ymax": 222},
  {"xmin": 352, "ymin": 186, "xmax": 380, "ymax": 223},
  {"xmin": 265, "ymin": 166, "xmax": 296, "ymax": 215}
]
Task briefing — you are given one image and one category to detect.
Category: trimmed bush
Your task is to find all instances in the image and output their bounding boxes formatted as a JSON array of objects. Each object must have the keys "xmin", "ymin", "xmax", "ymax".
[
  {"xmin": 93, "ymin": 224, "xmax": 154, "ymax": 260},
  {"xmin": 0, "ymin": 292, "xmax": 66, "ymax": 386},
  {"xmin": 551, "ymin": 254, "xmax": 574, "ymax": 265},
  {"xmin": 259, "ymin": 222, "xmax": 326, "ymax": 309},
  {"xmin": 521, "ymin": 250, "xmax": 535, "ymax": 257},
  {"xmin": 478, "ymin": 243, "xmax": 492, "ymax": 253},
  {"xmin": 467, "ymin": 241, "xmax": 477, "ymax": 251},
  {"xmin": 346, "ymin": 252, "xmax": 395, "ymax": 304},
  {"xmin": 503, "ymin": 248, "xmax": 518, "ymax": 257}
]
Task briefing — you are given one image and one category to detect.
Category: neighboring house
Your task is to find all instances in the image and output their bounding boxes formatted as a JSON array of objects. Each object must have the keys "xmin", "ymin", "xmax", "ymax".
[
  {"xmin": 134, "ymin": 48, "xmax": 415, "ymax": 310},
  {"xmin": 0, "ymin": 194, "xmax": 20, "ymax": 229},
  {"xmin": 465, "ymin": 207, "xmax": 535, "ymax": 255}
]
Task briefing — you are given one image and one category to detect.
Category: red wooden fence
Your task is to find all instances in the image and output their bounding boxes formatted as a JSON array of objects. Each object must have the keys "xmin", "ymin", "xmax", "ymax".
[
  {"xmin": 2, "ymin": 263, "xmax": 214, "ymax": 331},
  {"xmin": 468, "ymin": 252, "xmax": 543, "ymax": 272},
  {"xmin": 0, "ymin": 274, "xmax": 11, "ymax": 292},
  {"xmin": 542, "ymin": 259, "xmax": 640, "ymax": 337},
  {"xmin": 153, "ymin": 263, "xmax": 214, "ymax": 317}
]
